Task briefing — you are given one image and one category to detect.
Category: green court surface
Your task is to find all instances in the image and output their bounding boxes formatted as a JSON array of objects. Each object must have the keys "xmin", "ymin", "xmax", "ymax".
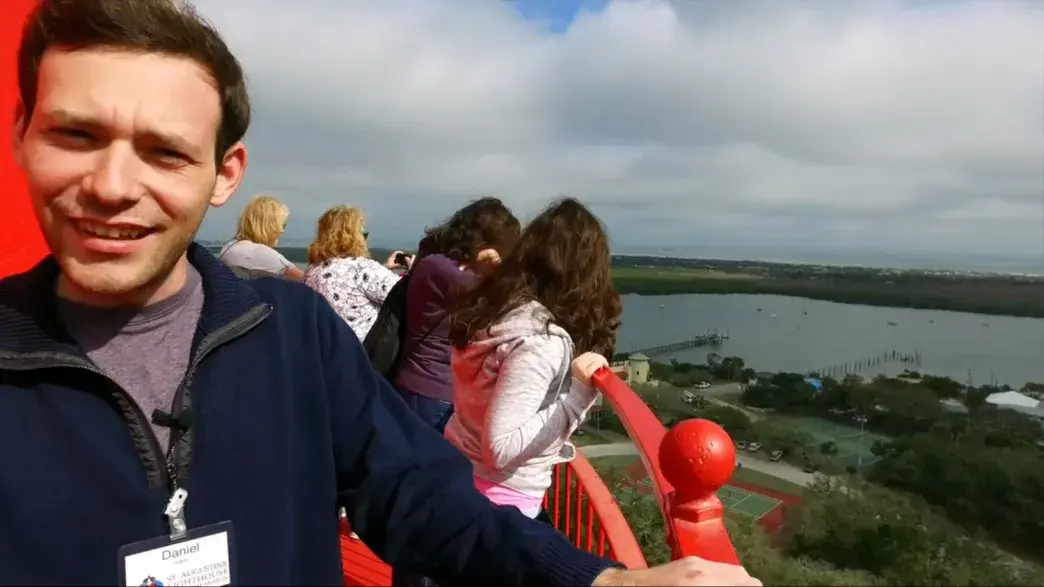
[
  {"xmin": 781, "ymin": 415, "xmax": 888, "ymax": 472},
  {"xmin": 717, "ymin": 485, "xmax": 781, "ymax": 519}
]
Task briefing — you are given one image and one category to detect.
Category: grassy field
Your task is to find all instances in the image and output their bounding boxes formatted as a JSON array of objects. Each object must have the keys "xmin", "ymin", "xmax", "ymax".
[{"xmin": 612, "ymin": 266, "xmax": 764, "ymax": 281}]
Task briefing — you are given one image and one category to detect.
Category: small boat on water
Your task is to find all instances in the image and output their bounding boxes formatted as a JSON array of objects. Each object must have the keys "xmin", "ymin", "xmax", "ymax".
[{"xmin": 887, "ymin": 321, "xmax": 898, "ymax": 326}]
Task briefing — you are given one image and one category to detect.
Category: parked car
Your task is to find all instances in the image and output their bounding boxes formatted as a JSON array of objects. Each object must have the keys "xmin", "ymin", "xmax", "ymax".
[
  {"xmin": 770, "ymin": 449, "xmax": 784, "ymax": 462},
  {"xmin": 747, "ymin": 442, "xmax": 762, "ymax": 453},
  {"xmin": 736, "ymin": 440, "xmax": 748, "ymax": 450},
  {"xmin": 695, "ymin": 381, "xmax": 711, "ymax": 389},
  {"xmin": 574, "ymin": 429, "xmax": 585, "ymax": 437}
]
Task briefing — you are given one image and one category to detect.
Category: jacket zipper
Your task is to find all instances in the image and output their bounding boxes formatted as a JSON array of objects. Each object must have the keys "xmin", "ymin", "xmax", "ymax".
[{"xmin": 165, "ymin": 303, "xmax": 272, "ymax": 488}]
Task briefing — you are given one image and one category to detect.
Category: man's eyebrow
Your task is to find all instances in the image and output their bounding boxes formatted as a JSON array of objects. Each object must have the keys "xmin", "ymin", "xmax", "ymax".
[
  {"xmin": 42, "ymin": 108, "xmax": 199, "ymax": 154},
  {"xmin": 139, "ymin": 129, "xmax": 197, "ymax": 155}
]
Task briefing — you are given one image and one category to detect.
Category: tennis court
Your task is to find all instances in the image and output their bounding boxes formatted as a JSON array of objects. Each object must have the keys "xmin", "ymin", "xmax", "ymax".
[
  {"xmin": 717, "ymin": 485, "xmax": 781, "ymax": 519},
  {"xmin": 782, "ymin": 415, "xmax": 889, "ymax": 472},
  {"xmin": 635, "ymin": 478, "xmax": 782, "ymax": 520}
]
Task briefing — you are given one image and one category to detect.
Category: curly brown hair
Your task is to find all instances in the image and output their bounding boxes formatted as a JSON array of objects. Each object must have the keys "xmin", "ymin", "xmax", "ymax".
[
  {"xmin": 449, "ymin": 197, "xmax": 621, "ymax": 356},
  {"xmin": 307, "ymin": 206, "xmax": 368, "ymax": 264},
  {"xmin": 416, "ymin": 197, "xmax": 520, "ymax": 263}
]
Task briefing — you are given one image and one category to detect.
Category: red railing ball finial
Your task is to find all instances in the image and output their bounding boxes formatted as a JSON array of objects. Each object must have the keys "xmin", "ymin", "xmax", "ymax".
[{"xmin": 659, "ymin": 419, "xmax": 736, "ymax": 502}]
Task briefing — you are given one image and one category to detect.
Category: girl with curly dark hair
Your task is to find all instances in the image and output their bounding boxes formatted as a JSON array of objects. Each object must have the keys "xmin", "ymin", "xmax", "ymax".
[
  {"xmin": 444, "ymin": 197, "xmax": 622, "ymax": 520},
  {"xmin": 393, "ymin": 197, "xmax": 520, "ymax": 433}
]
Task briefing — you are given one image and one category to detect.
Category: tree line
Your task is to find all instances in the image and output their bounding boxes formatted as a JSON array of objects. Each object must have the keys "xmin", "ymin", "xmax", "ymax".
[{"xmin": 610, "ymin": 269, "xmax": 1044, "ymax": 318}]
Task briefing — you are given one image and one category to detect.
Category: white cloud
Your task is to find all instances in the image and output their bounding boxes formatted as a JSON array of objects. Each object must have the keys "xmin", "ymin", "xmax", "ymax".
[{"xmin": 194, "ymin": 0, "xmax": 1044, "ymax": 261}]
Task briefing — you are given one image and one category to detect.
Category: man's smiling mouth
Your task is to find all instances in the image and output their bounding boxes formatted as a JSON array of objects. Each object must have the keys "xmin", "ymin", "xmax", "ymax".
[{"xmin": 75, "ymin": 219, "xmax": 155, "ymax": 240}]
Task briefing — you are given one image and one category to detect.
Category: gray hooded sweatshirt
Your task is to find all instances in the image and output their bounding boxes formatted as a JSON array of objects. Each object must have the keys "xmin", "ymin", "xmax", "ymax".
[{"xmin": 444, "ymin": 300, "xmax": 601, "ymax": 498}]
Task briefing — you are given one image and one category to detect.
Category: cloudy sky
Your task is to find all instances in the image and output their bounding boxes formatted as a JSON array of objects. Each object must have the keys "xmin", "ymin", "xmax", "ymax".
[{"xmin": 193, "ymin": 0, "xmax": 1043, "ymax": 264}]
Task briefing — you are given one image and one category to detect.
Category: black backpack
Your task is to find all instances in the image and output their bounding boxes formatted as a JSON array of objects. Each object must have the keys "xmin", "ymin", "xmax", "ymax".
[{"xmin": 362, "ymin": 272, "xmax": 413, "ymax": 380}]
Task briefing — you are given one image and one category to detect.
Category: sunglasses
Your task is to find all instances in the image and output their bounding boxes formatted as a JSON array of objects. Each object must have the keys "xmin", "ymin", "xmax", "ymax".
[{"xmin": 362, "ymin": 231, "xmax": 370, "ymax": 239}]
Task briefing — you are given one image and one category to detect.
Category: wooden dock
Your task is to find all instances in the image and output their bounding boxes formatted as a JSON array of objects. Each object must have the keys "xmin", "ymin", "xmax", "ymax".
[
  {"xmin": 623, "ymin": 331, "xmax": 729, "ymax": 358},
  {"xmin": 815, "ymin": 348, "xmax": 922, "ymax": 379}
]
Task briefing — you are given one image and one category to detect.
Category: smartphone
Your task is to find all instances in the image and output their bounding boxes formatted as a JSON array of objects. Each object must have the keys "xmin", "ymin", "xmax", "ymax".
[{"xmin": 394, "ymin": 252, "xmax": 408, "ymax": 266}]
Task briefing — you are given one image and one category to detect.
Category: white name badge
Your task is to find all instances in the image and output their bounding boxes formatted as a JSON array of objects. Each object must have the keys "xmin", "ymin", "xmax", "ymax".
[{"xmin": 117, "ymin": 521, "xmax": 236, "ymax": 586}]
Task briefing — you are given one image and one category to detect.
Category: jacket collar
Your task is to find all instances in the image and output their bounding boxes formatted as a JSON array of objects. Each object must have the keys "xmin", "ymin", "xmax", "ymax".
[{"xmin": 0, "ymin": 242, "xmax": 262, "ymax": 356}]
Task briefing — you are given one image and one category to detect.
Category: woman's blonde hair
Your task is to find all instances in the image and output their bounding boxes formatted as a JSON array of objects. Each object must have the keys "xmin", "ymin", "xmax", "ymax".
[
  {"xmin": 234, "ymin": 195, "xmax": 289, "ymax": 247},
  {"xmin": 307, "ymin": 205, "xmax": 369, "ymax": 264}
]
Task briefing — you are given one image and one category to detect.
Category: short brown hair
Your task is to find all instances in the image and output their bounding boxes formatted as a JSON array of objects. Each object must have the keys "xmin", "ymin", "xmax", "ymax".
[
  {"xmin": 17, "ymin": 0, "xmax": 251, "ymax": 165},
  {"xmin": 449, "ymin": 198, "xmax": 621, "ymax": 356},
  {"xmin": 307, "ymin": 206, "xmax": 369, "ymax": 264}
]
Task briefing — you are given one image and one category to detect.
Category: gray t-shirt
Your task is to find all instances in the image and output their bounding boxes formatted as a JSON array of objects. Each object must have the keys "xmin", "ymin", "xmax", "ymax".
[
  {"xmin": 58, "ymin": 265, "xmax": 205, "ymax": 451},
  {"xmin": 218, "ymin": 239, "xmax": 294, "ymax": 278}
]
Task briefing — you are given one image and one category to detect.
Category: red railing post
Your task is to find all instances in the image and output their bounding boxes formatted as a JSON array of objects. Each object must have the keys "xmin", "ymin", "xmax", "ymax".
[
  {"xmin": 659, "ymin": 420, "xmax": 740, "ymax": 564},
  {"xmin": 590, "ymin": 367, "xmax": 742, "ymax": 566}
]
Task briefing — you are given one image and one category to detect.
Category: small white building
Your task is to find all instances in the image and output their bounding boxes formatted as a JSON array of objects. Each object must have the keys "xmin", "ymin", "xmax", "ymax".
[
  {"xmin": 985, "ymin": 390, "xmax": 1041, "ymax": 409},
  {"xmin": 610, "ymin": 353, "xmax": 650, "ymax": 386}
]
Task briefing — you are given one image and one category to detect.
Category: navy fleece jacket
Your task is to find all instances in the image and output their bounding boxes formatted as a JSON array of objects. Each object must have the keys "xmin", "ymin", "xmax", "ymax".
[{"xmin": 0, "ymin": 244, "xmax": 615, "ymax": 585}]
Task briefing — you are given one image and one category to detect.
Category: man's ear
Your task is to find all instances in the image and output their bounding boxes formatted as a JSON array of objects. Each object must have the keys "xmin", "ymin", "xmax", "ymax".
[
  {"xmin": 210, "ymin": 141, "xmax": 247, "ymax": 207},
  {"xmin": 11, "ymin": 102, "xmax": 26, "ymax": 168}
]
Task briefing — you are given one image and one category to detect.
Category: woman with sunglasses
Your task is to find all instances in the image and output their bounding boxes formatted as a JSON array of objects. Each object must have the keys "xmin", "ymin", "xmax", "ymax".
[{"xmin": 304, "ymin": 205, "xmax": 412, "ymax": 340}]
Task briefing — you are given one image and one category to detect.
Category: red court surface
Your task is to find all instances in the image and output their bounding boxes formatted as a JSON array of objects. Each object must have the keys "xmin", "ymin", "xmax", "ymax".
[{"xmin": 623, "ymin": 461, "xmax": 803, "ymax": 534}]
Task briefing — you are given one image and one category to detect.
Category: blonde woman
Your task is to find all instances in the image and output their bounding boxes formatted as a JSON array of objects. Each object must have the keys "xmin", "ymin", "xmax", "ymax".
[
  {"xmin": 304, "ymin": 206, "xmax": 413, "ymax": 340},
  {"xmin": 219, "ymin": 195, "xmax": 304, "ymax": 280}
]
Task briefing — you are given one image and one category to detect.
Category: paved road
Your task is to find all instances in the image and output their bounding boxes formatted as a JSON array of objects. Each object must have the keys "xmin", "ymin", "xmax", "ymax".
[
  {"xmin": 580, "ymin": 442, "xmax": 817, "ymax": 487},
  {"xmin": 580, "ymin": 442, "xmax": 638, "ymax": 459},
  {"xmin": 702, "ymin": 382, "xmax": 743, "ymax": 397},
  {"xmin": 735, "ymin": 456, "xmax": 817, "ymax": 487}
]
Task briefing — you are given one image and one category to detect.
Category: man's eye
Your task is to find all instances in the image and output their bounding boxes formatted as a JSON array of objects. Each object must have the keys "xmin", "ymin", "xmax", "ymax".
[
  {"xmin": 55, "ymin": 128, "xmax": 94, "ymax": 140},
  {"xmin": 149, "ymin": 147, "xmax": 191, "ymax": 167},
  {"xmin": 155, "ymin": 148, "xmax": 185, "ymax": 159}
]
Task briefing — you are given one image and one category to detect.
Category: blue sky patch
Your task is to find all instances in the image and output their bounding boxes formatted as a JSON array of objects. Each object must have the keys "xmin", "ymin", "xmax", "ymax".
[{"xmin": 512, "ymin": 0, "xmax": 609, "ymax": 33}]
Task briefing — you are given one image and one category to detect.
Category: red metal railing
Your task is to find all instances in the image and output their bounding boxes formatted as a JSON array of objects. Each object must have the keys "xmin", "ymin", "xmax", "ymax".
[
  {"xmin": 542, "ymin": 451, "xmax": 646, "ymax": 568},
  {"xmin": 538, "ymin": 368, "xmax": 740, "ymax": 567}
]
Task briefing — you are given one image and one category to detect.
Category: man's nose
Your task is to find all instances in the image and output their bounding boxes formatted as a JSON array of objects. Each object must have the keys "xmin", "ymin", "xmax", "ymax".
[{"xmin": 81, "ymin": 144, "xmax": 143, "ymax": 206}]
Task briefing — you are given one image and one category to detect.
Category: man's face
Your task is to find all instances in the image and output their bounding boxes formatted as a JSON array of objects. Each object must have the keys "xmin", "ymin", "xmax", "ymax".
[{"xmin": 14, "ymin": 48, "xmax": 245, "ymax": 304}]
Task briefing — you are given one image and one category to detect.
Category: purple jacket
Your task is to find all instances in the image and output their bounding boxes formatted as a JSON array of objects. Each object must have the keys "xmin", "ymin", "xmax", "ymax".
[{"xmin": 395, "ymin": 254, "xmax": 474, "ymax": 402}]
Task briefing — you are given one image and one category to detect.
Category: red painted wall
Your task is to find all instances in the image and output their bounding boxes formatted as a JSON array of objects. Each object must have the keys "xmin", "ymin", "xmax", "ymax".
[{"xmin": 0, "ymin": 0, "xmax": 48, "ymax": 279}]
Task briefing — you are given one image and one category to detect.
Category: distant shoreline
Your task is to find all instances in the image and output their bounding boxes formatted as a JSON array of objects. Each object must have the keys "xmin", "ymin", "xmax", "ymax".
[
  {"xmin": 611, "ymin": 265, "xmax": 1044, "ymax": 319},
  {"xmin": 203, "ymin": 245, "xmax": 1044, "ymax": 319},
  {"xmin": 195, "ymin": 242, "xmax": 1040, "ymax": 276}
]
